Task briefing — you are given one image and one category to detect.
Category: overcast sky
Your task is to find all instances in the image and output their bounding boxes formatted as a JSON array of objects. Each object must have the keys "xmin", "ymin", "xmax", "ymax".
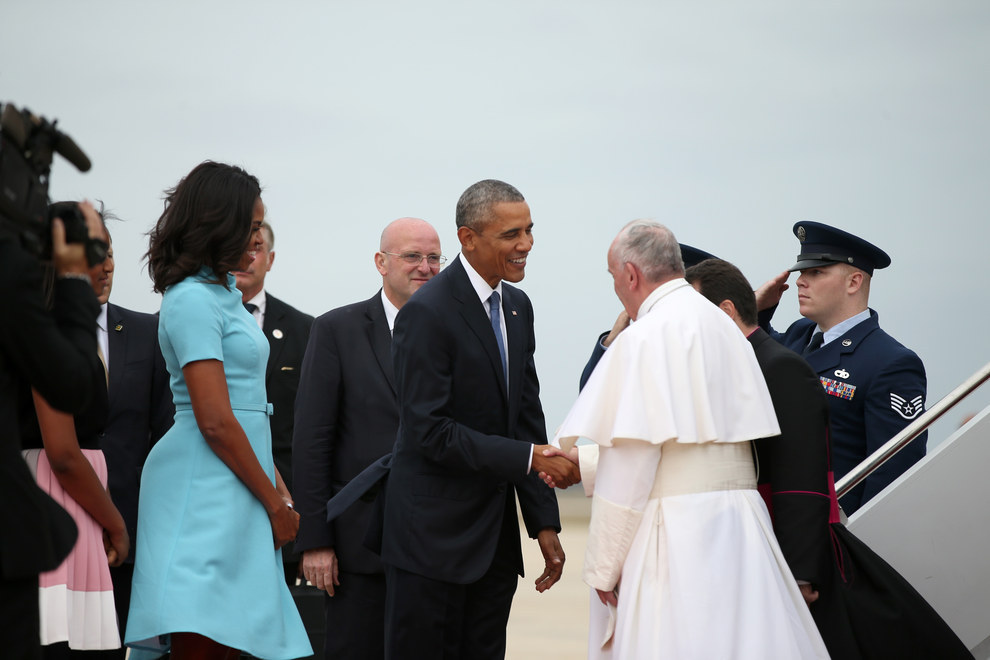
[{"xmin": 5, "ymin": 0, "xmax": 989, "ymax": 446}]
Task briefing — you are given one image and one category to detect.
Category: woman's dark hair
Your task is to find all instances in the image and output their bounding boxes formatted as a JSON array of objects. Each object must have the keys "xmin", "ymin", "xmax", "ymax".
[{"xmin": 146, "ymin": 161, "xmax": 261, "ymax": 293}]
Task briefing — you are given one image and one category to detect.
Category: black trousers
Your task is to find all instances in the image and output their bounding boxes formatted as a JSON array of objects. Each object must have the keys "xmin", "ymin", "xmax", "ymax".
[
  {"xmin": 323, "ymin": 571, "xmax": 386, "ymax": 659},
  {"xmin": 383, "ymin": 504, "xmax": 520, "ymax": 660}
]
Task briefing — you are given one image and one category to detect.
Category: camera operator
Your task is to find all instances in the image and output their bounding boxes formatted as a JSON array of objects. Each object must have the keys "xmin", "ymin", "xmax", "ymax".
[{"xmin": 0, "ymin": 201, "xmax": 107, "ymax": 659}]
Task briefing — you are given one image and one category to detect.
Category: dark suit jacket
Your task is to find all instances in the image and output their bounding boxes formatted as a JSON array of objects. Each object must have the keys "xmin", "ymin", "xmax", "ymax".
[
  {"xmin": 381, "ymin": 256, "xmax": 560, "ymax": 584},
  {"xmin": 578, "ymin": 331, "xmax": 609, "ymax": 391},
  {"xmin": 262, "ymin": 293, "xmax": 314, "ymax": 495},
  {"xmin": 0, "ymin": 236, "xmax": 97, "ymax": 580},
  {"xmin": 760, "ymin": 308, "xmax": 927, "ymax": 513},
  {"xmin": 293, "ymin": 292, "xmax": 398, "ymax": 574},
  {"xmin": 102, "ymin": 303, "xmax": 174, "ymax": 559},
  {"xmin": 747, "ymin": 328, "xmax": 832, "ymax": 587}
]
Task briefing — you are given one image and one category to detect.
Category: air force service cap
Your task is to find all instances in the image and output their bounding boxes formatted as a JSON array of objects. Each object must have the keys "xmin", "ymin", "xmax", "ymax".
[
  {"xmin": 788, "ymin": 221, "xmax": 891, "ymax": 276},
  {"xmin": 680, "ymin": 243, "xmax": 717, "ymax": 269}
]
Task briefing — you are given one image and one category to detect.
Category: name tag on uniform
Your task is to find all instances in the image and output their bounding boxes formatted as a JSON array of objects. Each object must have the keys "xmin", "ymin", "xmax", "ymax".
[{"xmin": 820, "ymin": 376, "xmax": 856, "ymax": 400}]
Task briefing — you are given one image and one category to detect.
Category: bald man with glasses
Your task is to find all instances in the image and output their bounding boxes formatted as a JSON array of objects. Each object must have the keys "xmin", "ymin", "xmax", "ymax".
[{"xmin": 292, "ymin": 217, "xmax": 443, "ymax": 659}]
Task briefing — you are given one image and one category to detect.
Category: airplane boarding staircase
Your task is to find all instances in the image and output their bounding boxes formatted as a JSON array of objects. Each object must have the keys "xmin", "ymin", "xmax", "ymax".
[{"xmin": 843, "ymin": 362, "xmax": 990, "ymax": 658}]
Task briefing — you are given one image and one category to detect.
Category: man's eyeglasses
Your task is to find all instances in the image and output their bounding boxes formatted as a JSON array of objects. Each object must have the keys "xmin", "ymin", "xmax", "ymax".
[{"xmin": 381, "ymin": 252, "xmax": 447, "ymax": 267}]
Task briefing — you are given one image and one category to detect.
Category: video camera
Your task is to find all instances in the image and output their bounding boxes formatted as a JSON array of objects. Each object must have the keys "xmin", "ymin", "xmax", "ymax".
[{"xmin": 0, "ymin": 101, "xmax": 107, "ymax": 266}]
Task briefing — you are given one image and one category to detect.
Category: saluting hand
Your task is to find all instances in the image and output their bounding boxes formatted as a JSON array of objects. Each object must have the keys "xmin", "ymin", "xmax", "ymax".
[{"xmin": 754, "ymin": 270, "xmax": 791, "ymax": 311}]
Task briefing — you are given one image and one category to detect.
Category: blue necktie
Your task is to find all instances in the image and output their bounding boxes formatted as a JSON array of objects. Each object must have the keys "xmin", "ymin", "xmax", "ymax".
[{"xmin": 488, "ymin": 291, "xmax": 508, "ymax": 386}]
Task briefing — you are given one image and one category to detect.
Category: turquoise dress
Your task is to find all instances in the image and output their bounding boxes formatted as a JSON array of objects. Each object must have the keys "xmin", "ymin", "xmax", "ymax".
[{"xmin": 125, "ymin": 269, "xmax": 311, "ymax": 659}]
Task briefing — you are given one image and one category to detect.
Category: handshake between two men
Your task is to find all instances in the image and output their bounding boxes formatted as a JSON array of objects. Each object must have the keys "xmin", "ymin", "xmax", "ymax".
[{"xmin": 532, "ymin": 445, "xmax": 580, "ymax": 489}]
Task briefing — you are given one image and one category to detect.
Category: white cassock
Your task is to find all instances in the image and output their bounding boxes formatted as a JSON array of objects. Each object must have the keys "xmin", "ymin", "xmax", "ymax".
[{"xmin": 555, "ymin": 279, "xmax": 829, "ymax": 660}]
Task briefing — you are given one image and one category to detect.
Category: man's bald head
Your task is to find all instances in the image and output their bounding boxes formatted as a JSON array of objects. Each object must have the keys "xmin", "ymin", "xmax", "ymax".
[
  {"xmin": 380, "ymin": 217, "xmax": 436, "ymax": 252},
  {"xmin": 376, "ymin": 217, "xmax": 443, "ymax": 308}
]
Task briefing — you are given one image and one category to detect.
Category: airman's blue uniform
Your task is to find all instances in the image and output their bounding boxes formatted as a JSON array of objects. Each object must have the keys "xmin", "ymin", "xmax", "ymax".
[
  {"xmin": 761, "ymin": 221, "xmax": 927, "ymax": 515},
  {"xmin": 759, "ymin": 310, "xmax": 927, "ymax": 514}
]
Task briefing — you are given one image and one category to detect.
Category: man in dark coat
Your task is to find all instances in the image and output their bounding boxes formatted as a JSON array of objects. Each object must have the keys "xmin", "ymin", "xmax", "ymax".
[
  {"xmin": 381, "ymin": 180, "xmax": 577, "ymax": 658},
  {"xmin": 688, "ymin": 257, "xmax": 970, "ymax": 660},
  {"xmin": 1, "ymin": 205, "xmax": 104, "ymax": 659},
  {"xmin": 235, "ymin": 220, "xmax": 314, "ymax": 585},
  {"xmin": 95, "ymin": 229, "xmax": 174, "ymax": 659},
  {"xmin": 755, "ymin": 221, "xmax": 927, "ymax": 514},
  {"xmin": 292, "ymin": 217, "xmax": 443, "ymax": 659}
]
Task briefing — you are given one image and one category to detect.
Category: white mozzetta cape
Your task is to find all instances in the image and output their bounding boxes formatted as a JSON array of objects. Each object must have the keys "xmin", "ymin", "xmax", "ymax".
[{"xmin": 556, "ymin": 279, "xmax": 779, "ymax": 453}]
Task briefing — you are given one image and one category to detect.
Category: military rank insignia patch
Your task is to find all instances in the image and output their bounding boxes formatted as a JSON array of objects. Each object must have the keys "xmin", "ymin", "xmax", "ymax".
[
  {"xmin": 820, "ymin": 376, "xmax": 856, "ymax": 400},
  {"xmin": 891, "ymin": 393, "xmax": 924, "ymax": 419}
]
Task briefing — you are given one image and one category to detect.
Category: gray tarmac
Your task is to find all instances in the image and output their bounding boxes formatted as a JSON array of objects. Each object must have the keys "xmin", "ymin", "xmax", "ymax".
[{"xmin": 506, "ymin": 488, "xmax": 592, "ymax": 660}]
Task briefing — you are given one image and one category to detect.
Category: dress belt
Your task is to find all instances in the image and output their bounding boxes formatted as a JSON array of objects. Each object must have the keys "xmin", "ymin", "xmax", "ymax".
[{"xmin": 175, "ymin": 402, "xmax": 274, "ymax": 415}]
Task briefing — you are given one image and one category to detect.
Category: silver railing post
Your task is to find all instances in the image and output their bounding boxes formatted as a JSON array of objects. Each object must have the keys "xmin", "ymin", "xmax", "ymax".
[{"xmin": 835, "ymin": 361, "xmax": 990, "ymax": 499}]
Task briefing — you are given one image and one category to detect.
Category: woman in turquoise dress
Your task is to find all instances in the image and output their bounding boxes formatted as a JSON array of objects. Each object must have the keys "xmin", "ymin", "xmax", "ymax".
[{"xmin": 125, "ymin": 162, "xmax": 311, "ymax": 660}]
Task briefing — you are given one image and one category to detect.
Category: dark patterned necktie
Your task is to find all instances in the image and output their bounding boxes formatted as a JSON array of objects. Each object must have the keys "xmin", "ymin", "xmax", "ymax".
[
  {"xmin": 803, "ymin": 331, "xmax": 824, "ymax": 356},
  {"xmin": 244, "ymin": 302, "xmax": 258, "ymax": 314}
]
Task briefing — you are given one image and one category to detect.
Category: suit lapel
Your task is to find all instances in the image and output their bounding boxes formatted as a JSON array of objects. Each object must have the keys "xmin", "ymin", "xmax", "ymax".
[
  {"xmin": 263, "ymin": 295, "xmax": 285, "ymax": 380},
  {"xmin": 106, "ymin": 303, "xmax": 124, "ymax": 405},
  {"xmin": 448, "ymin": 259, "xmax": 508, "ymax": 403},
  {"xmin": 503, "ymin": 285, "xmax": 524, "ymax": 414},
  {"xmin": 365, "ymin": 293, "xmax": 395, "ymax": 395}
]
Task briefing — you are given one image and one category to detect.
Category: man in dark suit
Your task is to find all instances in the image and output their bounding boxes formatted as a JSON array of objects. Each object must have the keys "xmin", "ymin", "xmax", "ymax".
[
  {"xmin": 94, "ymin": 229, "xmax": 174, "ymax": 659},
  {"xmin": 381, "ymin": 180, "xmax": 579, "ymax": 659},
  {"xmin": 293, "ymin": 217, "xmax": 443, "ymax": 659},
  {"xmin": 754, "ymin": 222, "xmax": 927, "ymax": 514},
  {"xmin": 235, "ymin": 220, "xmax": 315, "ymax": 583},
  {"xmin": 1, "ymin": 204, "xmax": 103, "ymax": 659}
]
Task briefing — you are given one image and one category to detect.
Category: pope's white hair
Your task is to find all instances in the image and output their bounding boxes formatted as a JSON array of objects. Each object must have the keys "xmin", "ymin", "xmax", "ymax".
[{"xmin": 614, "ymin": 219, "xmax": 684, "ymax": 282}]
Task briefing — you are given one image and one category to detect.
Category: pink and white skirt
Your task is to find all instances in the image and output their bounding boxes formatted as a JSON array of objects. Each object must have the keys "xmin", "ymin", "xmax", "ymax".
[{"xmin": 22, "ymin": 448, "xmax": 121, "ymax": 650}]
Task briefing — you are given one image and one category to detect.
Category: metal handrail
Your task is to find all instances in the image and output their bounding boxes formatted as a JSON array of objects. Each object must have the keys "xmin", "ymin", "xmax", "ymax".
[{"xmin": 835, "ymin": 361, "xmax": 990, "ymax": 499}]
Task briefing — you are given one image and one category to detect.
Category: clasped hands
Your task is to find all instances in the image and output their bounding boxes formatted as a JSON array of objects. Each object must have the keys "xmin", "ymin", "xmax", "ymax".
[{"xmin": 532, "ymin": 445, "xmax": 580, "ymax": 489}]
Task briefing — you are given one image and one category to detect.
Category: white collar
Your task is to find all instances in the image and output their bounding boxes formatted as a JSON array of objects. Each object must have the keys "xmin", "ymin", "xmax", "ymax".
[
  {"xmin": 245, "ymin": 289, "xmax": 267, "ymax": 315},
  {"xmin": 637, "ymin": 278, "xmax": 690, "ymax": 319},
  {"xmin": 97, "ymin": 303, "xmax": 109, "ymax": 333},
  {"xmin": 819, "ymin": 308, "xmax": 871, "ymax": 345},
  {"xmin": 458, "ymin": 254, "xmax": 504, "ymax": 306},
  {"xmin": 380, "ymin": 289, "xmax": 400, "ymax": 333}
]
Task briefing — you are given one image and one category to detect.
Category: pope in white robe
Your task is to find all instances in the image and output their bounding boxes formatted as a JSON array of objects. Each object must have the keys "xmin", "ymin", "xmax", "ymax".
[{"xmin": 554, "ymin": 223, "xmax": 829, "ymax": 659}]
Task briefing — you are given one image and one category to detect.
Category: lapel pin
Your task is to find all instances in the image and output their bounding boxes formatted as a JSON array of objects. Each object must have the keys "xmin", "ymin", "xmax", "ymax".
[
  {"xmin": 114, "ymin": 323, "xmax": 123, "ymax": 332},
  {"xmin": 272, "ymin": 329, "xmax": 284, "ymax": 339},
  {"xmin": 842, "ymin": 339, "xmax": 852, "ymax": 347},
  {"xmin": 511, "ymin": 310, "xmax": 517, "ymax": 316}
]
